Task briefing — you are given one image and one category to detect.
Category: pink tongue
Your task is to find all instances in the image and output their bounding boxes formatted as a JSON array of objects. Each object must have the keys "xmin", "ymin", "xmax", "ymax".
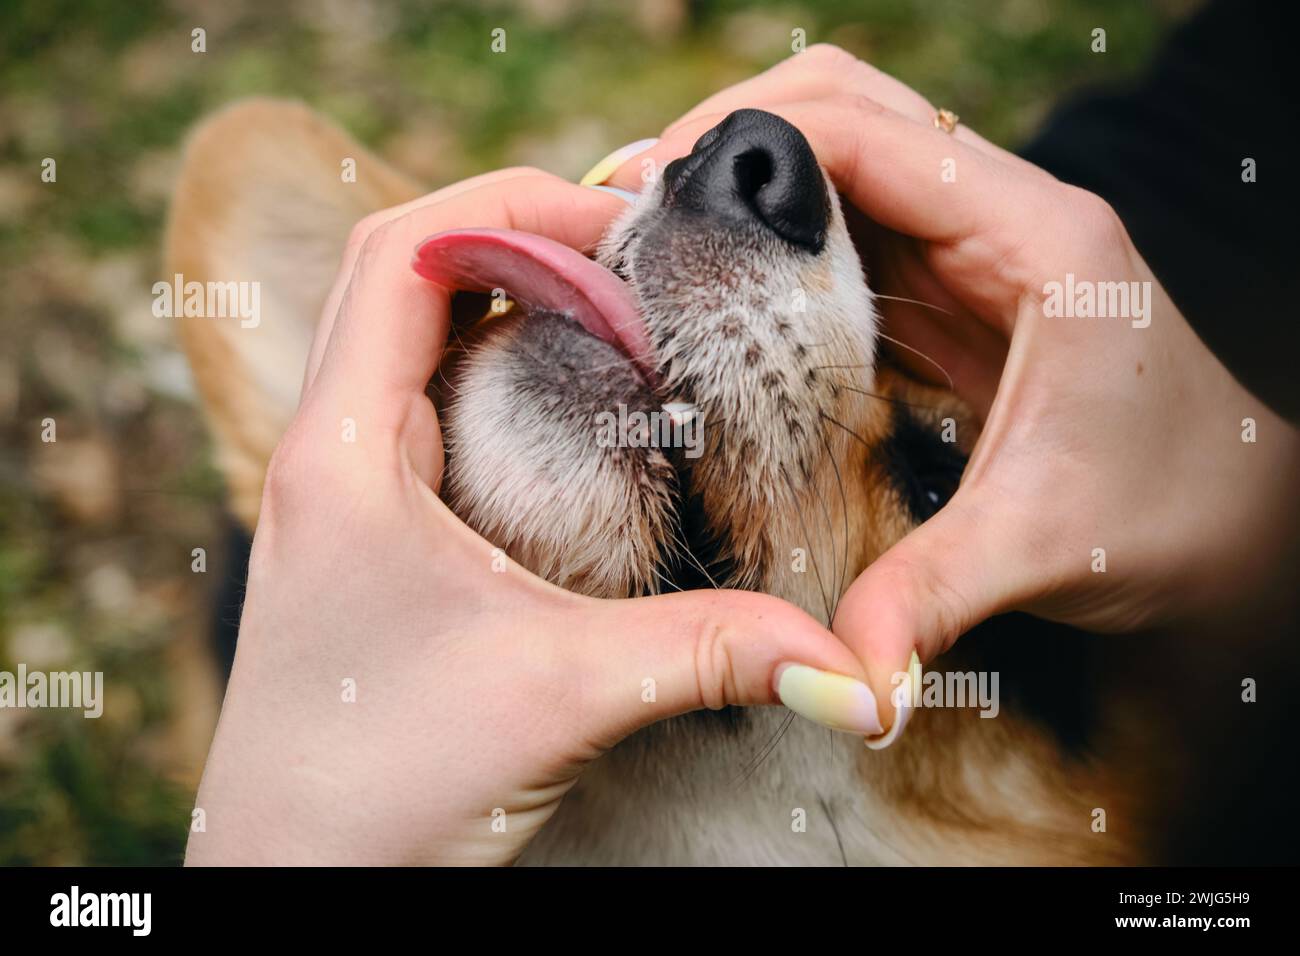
[{"xmin": 411, "ymin": 228, "xmax": 656, "ymax": 383}]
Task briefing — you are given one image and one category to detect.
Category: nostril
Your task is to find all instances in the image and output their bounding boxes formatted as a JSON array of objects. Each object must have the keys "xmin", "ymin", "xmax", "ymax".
[
  {"xmin": 664, "ymin": 109, "xmax": 829, "ymax": 252},
  {"xmin": 738, "ymin": 144, "xmax": 826, "ymax": 252},
  {"xmin": 733, "ymin": 148, "xmax": 774, "ymax": 207}
]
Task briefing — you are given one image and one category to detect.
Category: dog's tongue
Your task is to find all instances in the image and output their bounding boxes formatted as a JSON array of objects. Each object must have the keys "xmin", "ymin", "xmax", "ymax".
[{"xmin": 412, "ymin": 228, "xmax": 655, "ymax": 382}]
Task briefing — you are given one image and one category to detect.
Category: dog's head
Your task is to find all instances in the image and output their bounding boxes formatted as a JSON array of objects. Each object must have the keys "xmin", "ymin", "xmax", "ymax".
[
  {"xmin": 168, "ymin": 102, "xmax": 969, "ymax": 616},
  {"xmin": 430, "ymin": 110, "xmax": 969, "ymax": 617}
]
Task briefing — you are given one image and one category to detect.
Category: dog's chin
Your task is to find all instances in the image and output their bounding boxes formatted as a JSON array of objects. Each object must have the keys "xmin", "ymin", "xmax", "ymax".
[{"xmin": 440, "ymin": 306, "xmax": 682, "ymax": 599}]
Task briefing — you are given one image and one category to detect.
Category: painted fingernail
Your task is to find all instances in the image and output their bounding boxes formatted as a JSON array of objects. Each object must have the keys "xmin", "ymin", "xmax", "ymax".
[
  {"xmin": 865, "ymin": 650, "xmax": 922, "ymax": 750},
  {"xmin": 776, "ymin": 664, "xmax": 884, "ymax": 735},
  {"xmin": 579, "ymin": 138, "xmax": 659, "ymax": 187},
  {"xmin": 584, "ymin": 184, "xmax": 639, "ymax": 204}
]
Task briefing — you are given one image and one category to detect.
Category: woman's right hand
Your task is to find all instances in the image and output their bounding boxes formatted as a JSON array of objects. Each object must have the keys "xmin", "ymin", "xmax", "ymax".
[{"xmin": 594, "ymin": 45, "xmax": 1300, "ymax": 730}]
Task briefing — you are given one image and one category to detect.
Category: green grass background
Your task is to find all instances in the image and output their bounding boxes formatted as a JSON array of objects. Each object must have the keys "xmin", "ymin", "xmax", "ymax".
[{"xmin": 0, "ymin": 0, "xmax": 1191, "ymax": 864}]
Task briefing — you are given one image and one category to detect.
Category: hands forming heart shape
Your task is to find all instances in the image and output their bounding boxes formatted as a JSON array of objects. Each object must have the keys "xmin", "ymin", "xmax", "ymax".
[{"xmin": 187, "ymin": 47, "xmax": 1298, "ymax": 866}]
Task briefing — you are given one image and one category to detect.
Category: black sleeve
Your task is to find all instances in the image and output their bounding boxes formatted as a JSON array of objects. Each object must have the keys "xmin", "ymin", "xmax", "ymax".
[{"xmin": 1019, "ymin": 0, "xmax": 1299, "ymax": 422}]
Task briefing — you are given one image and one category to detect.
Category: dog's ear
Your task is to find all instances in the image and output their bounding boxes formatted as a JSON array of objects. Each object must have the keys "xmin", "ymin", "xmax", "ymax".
[{"xmin": 165, "ymin": 99, "xmax": 423, "ymax": 529}]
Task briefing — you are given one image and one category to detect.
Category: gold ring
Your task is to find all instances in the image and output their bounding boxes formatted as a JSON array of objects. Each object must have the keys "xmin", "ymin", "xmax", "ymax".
[{"xmin": 933, "ymin": 108, "xmax": 959, "ymax": 134}]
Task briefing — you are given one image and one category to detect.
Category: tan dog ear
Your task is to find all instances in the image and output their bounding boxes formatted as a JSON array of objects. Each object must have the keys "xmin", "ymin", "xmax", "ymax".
[{"xmin": 165, "ymin": 98, "xmax": 423, "ymax": 530}]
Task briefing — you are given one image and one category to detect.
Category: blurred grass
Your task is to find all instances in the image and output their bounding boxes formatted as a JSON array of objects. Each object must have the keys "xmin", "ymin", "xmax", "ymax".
[{"xmin": 0, "ymin": 0, "xmax": 1192, "ymax": 864}]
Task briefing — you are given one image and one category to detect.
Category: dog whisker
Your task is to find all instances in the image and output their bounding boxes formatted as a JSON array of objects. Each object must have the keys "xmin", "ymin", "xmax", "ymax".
[
  {"xmin": 650, "ymin": 565, "xmax": 686, "ymax": 594},
  {"xmin": 833, "ymin": 382, "xmax": 939, "ymax": 412},
  {"xmin": 873, "ymin": 291, "xmax": 955, "ymax": 317},
  {"xmin": 815, "ymin": 422, "xmax": 851, "ymax": 619},
  {"xmin": 819, "ymin": 410, "xmax": 873, "ymax": 455},
  {"xmin": 779, "ymin": 462, "xmax": 833, "ymax": 624},
  {"xmin": 666, "ymin": 525, "xmax": 722, "ymax": 590},
  {"xmin": 806, "ymin": 430, "xmax": 843, "ymax": 620},
  {"xmin": 733, "ymin": 710, "xmax": 797, "ymax": 787},
  {"xmin": 875, "ymin": 331, "xmax": 954, "ymax": 391}
]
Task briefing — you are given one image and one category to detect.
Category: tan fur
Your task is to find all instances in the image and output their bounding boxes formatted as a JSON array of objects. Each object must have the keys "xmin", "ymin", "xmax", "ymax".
[
  {"xmin": 170, "ymin": 100, "xmax": 1149, "ymax": 865},
  {"xmin": 165, "ymin": 99, "xmax": 422, "ymax": 527}
]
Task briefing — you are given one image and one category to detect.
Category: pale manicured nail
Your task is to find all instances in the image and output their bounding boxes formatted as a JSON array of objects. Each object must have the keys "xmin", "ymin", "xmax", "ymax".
[
  {"xmin": 777, "ymin": 664, "xmax": 884, "ymax": 735},
  {"xmin": 585, "ymin": 184, "xmax": 638, "ymax": 204},
  {"xmin": 865, "ymin": 650, "xmax": 922, "ymax": 750},
  {"xmin": 579, "ymin": 138, "xmax": 659, "ymax": 187}
]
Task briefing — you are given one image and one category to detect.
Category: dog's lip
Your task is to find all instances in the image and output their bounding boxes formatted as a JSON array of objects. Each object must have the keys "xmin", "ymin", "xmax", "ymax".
[{"xmin": 412, "ymin": 228, "xmax": 657, "ymax": 385}]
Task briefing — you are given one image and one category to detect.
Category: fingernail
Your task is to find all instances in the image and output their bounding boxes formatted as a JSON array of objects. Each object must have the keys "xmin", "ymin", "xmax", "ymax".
[
  {"xmin": 584, "ymin": 184, "xmax": 639, "ymax": 204},
  {"xmin": 865, "ymin": 650, "xmax": 922, "ymax": 750},
  {"xmin": 776, "ymin": 664, "xmax": 884, "ymax": 735},
  {"xmin": 579, "ymin": 138, "xmax": 659, "ymax": 187}
]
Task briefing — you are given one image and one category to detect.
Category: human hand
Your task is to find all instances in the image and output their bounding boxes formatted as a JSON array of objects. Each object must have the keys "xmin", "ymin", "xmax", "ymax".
[
  {"xmin": 591, "ymin": 46, "xmax": 1300, "ymax": 733},
  {"xmin": 185, "ymin": 170, "xmax": 879, "ymax": 865}
]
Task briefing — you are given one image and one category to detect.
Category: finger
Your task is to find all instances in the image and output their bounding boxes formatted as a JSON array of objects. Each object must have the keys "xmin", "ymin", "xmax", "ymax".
[
  {"xmin": 660, "ymin": 46, "xmax": 1049, "ymax": 180},
  {"xmin": 608, "ymin": 97, "xmax": 1045, "ymax": 248},
  {"xmin": 666, "ymin": 44, "xmax": 936, "ymax": 132},
  {"xmin": 302, "ymin": 168, "xmax": 572, "ymax": 398},
  {"xmin": 830, "ymin": 487, "xmax": 1034, "ymax": 746},
  {"xmin": 571, "ymin": 589, "xmax": 892, "ymax": 747},
  {"xmin": 307, "ymin": 175, "xmax": 629, "ymax": 425}
]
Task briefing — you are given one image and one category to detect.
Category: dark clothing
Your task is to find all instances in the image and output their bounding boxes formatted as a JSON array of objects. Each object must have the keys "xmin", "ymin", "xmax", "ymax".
[{"xmin": 1021, "ymin": 0, "xmax": 1299, "ymax": 422}]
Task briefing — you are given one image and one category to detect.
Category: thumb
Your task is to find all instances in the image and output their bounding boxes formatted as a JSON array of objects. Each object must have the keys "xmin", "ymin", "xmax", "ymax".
[
  {"xmin": 831, "ymin": 491, "xmax": 1028, "ymax": 748},
  {"xmin": 571, "ymin": 589, "xmax": 888, "ymax": 748}
]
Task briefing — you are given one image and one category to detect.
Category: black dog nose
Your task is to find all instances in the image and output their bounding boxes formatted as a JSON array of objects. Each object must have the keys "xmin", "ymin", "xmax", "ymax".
[{"xmin": 661, "ymin": 109, "xmax": 829, "ymax": 252}]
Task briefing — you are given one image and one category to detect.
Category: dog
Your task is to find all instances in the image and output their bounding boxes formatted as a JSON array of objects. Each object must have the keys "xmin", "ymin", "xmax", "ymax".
[{"xmin": 167, "ymin": 99, "xmax": 1274, "ymax": 865}]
